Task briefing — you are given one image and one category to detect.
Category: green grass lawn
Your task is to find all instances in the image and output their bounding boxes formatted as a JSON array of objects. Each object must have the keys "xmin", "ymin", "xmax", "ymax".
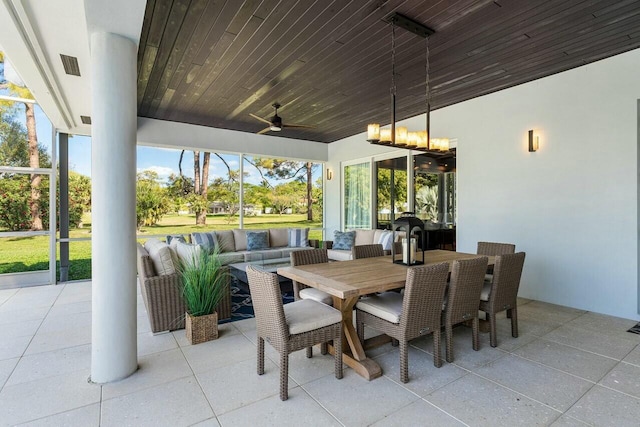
[{"xmin": 0, "ymin": 213, "xmax": 323, "ymax": 282}]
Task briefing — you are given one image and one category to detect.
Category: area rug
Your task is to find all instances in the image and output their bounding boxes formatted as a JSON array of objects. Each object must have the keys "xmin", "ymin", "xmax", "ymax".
[{"xmin": 220, "ymin": 282, "xmax": 294, "ymax": 324}]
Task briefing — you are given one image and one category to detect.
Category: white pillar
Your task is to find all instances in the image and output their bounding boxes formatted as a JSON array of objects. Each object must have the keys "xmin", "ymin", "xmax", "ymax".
[{"xmin": 90, "ymin": 32, "xmax": 138, "ymax": 383}]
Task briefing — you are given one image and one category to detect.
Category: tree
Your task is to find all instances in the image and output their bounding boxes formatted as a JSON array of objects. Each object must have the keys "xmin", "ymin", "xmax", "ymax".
[
  {"xmin": 250, "ymin": 158, "xmax": 318, "ymax": 220},
  {"xmin": 0, "ymin": 52, "xmax": 44, "ymax": 230},
  {"xmin": 136, "ymin": 171, "xmax": 170, "ymax": 231},
  {"xmin": 177, "ymin": 150, "xmax": 210, "ymax": 225},
  {"xmin": 166, "ymin": 173, "xmax": 194, "ymax": 213},
  {"xmin": 270, "ymin": 181, "xmax": 304, "ymax": 215},
  {"xmin": 67, "ymin": 171, "xmax": 91, "ymax": 227},
  {"xmin": 207, "ymin": 174, "xmax": 240, "ymax": 224}
]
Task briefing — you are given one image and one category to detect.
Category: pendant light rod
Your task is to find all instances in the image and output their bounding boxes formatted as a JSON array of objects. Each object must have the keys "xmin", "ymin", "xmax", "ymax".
[{"xmin": 391, "ymin": 22, "xmax": 396, "ymax": 145}]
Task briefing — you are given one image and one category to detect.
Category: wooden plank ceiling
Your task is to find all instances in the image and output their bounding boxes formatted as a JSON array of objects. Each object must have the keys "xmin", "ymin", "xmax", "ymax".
[{"xmin": 137, "ymin": 0, "xmax": 640, "ymax": 143}]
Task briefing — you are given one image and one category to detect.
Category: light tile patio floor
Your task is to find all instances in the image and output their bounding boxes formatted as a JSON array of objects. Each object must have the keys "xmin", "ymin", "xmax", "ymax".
[{"xmin": 1, "ymin": 281, "xmax": 640, "ymax": 426}]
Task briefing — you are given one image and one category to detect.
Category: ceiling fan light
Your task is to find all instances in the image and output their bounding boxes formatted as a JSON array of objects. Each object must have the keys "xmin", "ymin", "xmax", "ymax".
[{"xmin": 270, "ymin": 125, "xmax": 282, "ymax": 131}]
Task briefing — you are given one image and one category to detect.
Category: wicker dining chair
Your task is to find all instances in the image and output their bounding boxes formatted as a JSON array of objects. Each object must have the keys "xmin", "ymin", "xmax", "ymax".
[
  {"xmin": 477, "ymin": 241, "xmax": 515, "ymax": 279},
  {"xmin": 355, "ymin": 263, "xmax": 450, "ymax": 383},
  {"xmin": 246, "ymin": 265, "xmax": 343, "ymax": 401},
  {"xmin": 352, "ymin": 243, "xmax": 385, "ymax": 259},
  {"xmin": 289, "ymin": 248, "xmax": 332, "ymax": 304},
  {"xmin": 290, "ymin": 248, "xmax": 333, "ymax": 356},
  {"xmin": 479, "ymin": 252, "xmax": 526, "ymax": 347},
  {"xmin": 442, "ymin": 256, "xmax": 489, "ymax": 363}
]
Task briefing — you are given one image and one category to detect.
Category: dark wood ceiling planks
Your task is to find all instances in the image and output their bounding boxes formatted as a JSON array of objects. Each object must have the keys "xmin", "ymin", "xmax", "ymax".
[{"xmin": 137, "ymin": 0, "xmax": 640, "ymax": 143}]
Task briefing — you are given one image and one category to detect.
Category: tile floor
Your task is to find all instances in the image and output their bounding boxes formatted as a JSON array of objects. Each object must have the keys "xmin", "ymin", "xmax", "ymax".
[{"xmin": 1, "ymin": 281, "xmax": 640, "ymax": 426}]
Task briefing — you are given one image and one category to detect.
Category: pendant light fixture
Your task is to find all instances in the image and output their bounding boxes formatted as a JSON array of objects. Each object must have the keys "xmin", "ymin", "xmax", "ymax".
[{"xmin": 367, "ymin": 13, "xmax": 450, "ymax": 154}]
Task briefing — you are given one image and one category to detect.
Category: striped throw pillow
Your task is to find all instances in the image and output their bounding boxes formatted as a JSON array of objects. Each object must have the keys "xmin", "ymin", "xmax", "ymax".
[
  {"xmin": 191, "ymin": 231, "xmax": 218, "ymax": 254},
  {"xmin": 377, "ymin": 231, "xmax": 394, "ymax": 251},
  {"xmin": 288, "ymin": 228, "xmax": 309, "ymax": 248}
]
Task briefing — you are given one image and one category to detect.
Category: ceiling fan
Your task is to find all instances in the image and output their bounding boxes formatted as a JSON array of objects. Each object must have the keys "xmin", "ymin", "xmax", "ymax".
[{"xmin": 250, "ymin": 103, "xmax": 314, "ymax": 135}]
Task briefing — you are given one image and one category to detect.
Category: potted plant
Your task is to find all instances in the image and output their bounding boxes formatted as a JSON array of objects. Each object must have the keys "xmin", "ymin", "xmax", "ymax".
[{"xmin": 179, "ymin": 247, "xmax": 229, "ymax": 344}]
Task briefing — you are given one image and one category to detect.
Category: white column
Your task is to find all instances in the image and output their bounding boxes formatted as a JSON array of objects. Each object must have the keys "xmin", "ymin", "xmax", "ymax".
[{"xmin": 90, "ymin": 32, "xmax": 138, "ymax": 383}]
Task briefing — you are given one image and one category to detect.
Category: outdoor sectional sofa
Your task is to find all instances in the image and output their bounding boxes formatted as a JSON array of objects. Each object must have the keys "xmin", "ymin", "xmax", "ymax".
[
  {"xmin": 325, "ymin": 229, "xmax": 403, "ymax": 261},
  {"xmin": 135, "ymin": 227, "xmax": 314, "ymax": 333}
]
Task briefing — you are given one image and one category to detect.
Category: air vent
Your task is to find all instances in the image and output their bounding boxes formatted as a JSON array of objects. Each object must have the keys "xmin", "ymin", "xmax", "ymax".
[
  {"xmin": 60, "ymin": 54, "xmax": 81, "ymax": 76},
  {"xmin": 80, "ymin": 116, "xmax": 91, "ymax": 125}
]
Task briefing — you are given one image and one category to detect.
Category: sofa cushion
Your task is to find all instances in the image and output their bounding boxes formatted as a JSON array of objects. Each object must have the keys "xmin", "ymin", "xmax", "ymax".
[
  {"xmin": 174, "ymin": 241, "xmax": 202, "ymax": 267},
  {"xmin": 269, "ymin": 228, "xmax": 289, "ymax": 247},
  {"xmin": 218, "ymin": 252, "xmax": 245, "ymax": 266},
  {"xmin": 242, "ymin": 249, "xmax": 284, "ymax": 262},
  {"xmin": 215, "ymin": 230, "xmax": 236, "ymax": 253},
  {"xmin": 354, "ymin": 229, "xmax": 376, "ymax": 246},
  {"xmin": 327, "ymin": 249, "xmax": 353, "ymax": 261},
  {"xmin": 333, "ymin": 230, "xmax": 355, "ymax": 250},
  {"xmin": 289, "ymin": 228, "xmax": 309, "ymax": 248},
  {"xmin": 191, "ymin": 231, "xmax": 218, "ymax": 253},
  {"xmin": 144, "ymin": 238, "xmax": 178, "ymax": 275},
  {"xmin": 232, "ymin": 229, "xmax": 250, "ymax": 251}
]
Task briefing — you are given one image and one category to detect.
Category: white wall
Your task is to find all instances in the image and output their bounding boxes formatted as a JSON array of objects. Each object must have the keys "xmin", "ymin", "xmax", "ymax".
[
  {"xmin": 137, "ymin": 117, "xmax": 328, "ymax": 162},
  {"xmin": 327, "ymin": 48, "xmax": 640, "ymax": 320}
]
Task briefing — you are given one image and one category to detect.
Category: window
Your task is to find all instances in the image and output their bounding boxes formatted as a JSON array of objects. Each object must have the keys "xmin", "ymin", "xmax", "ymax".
[{"xmin": 343, "ymin": 162, "xmax": 371, "ymax": 229}]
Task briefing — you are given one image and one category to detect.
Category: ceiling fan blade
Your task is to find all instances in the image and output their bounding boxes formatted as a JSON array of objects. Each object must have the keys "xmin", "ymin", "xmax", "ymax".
[
  {"xmin": 282, "ymin": 123, "xmax": 315, "ymax": 129},
  {"xmin": 249, "ymin": 113, "xmax": 271, "ymax": 125},
  {"xmin": 257, "ymin": 127, "xmax": 271, "ymax": 135}
]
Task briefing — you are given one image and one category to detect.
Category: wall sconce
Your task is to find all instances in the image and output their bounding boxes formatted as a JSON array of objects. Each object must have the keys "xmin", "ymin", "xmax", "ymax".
[
  {"xmin": 326, "ymin": 168, "xmax": 333, "ymax": 180},
  {"xmin": 528, "ymin": 129, "xmax": 539, "ymax": 152}
]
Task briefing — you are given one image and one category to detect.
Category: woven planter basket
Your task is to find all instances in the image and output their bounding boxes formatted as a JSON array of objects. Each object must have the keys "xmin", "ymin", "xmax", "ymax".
[{"xmin": 185, "ymin": 312, "xmax": 218, "ymax": 344}]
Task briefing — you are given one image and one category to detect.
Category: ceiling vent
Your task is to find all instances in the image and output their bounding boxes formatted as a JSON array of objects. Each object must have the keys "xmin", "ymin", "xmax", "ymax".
[
  {"xmin": 60, "ymin": 54, "xmax": 81, "ymax": 76},
  {"xmin": 80, "ymin": 116, "xmax": 91, "ymax": 125}
]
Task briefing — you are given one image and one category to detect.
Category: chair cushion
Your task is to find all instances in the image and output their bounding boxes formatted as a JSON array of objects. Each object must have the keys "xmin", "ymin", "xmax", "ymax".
[
  {"xmin": 144, "ymin": 238, "xmax": 177, "ymax": 275},
  {"xmin": 327, "ymin": 249, "xmax": 353, "ymax": 261},
  {"xmin": 246, "ymin": 231, "xmax": 269, "ymax": 251},
  {"xmin": 215, "ymin": 230, "xmax": 236, "ymax": 253},
  {"xmin": 288, "ymin": 228, "xmax": 310, "ymax": 248},
  {"xmin": 356, "ymin": 292, "xmax": 403, "ymax": 324},
  {"xmin": 269, "ymin": 228, "xmax": 289, "ymax": 247},
  {"xmin": 299, "ymin": 288, "xmax": 333, "ymax": 305},
  {"xmin": 333, "ymin": 230, "xmax": 355, "ymax": 250},
  {"xmin": 480, "ymin": 281, "xmax": 492, "ymax": 302},
  {"xmin": 284, "ymin": 299, "xmax": 342, "ymax": 335}
]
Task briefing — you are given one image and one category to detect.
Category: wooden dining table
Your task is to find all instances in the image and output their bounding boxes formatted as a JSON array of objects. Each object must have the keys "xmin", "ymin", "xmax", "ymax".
[{"xmin": 277, "ymin": 249, "xmax": 495, "ymax": 380}]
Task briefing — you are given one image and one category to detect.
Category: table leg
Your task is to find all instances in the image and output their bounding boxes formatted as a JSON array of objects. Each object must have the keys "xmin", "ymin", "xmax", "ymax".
[{"xmin": 331, "ymin": 296, "xmax": 382, "ymax": 381}]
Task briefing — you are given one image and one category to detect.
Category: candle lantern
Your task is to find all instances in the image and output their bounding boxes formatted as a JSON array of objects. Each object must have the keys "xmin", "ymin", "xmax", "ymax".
[{"xmin": 391, "ymin": 212, "xmax": 425, "ymax": 265}]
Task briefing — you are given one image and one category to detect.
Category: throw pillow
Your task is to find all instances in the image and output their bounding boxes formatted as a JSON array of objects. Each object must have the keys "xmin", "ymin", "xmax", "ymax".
[
  {"xmin": 174, "ymin": 240, "xmax": 202, "ymax": 267},
  {"xmin": 246, "ymin": 231, "xmax": 269, "ymax": 251},
  {"xmin": 333, "ymin": 230, "xmax": 356, "ymax": 250},
  {"xmin": 191, "ymin": 231, "xmax": 217, "ymax": 253},
  {"xmin": 377, "ymin": 230, "xmax": 394, "ymax": 251},
  {"xmin": 288, "ymin": 228, "xmax": 309, "ymax": 248},
  {"xmin": 144, "ymin": 238, "xmax": 177, "ymax": 275}
]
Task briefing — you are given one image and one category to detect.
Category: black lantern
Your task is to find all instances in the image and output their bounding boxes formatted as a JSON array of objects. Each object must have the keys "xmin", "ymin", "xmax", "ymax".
[{"xmin": 391, "ymin": 212, "xmax": 425, "ymax": 265}]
